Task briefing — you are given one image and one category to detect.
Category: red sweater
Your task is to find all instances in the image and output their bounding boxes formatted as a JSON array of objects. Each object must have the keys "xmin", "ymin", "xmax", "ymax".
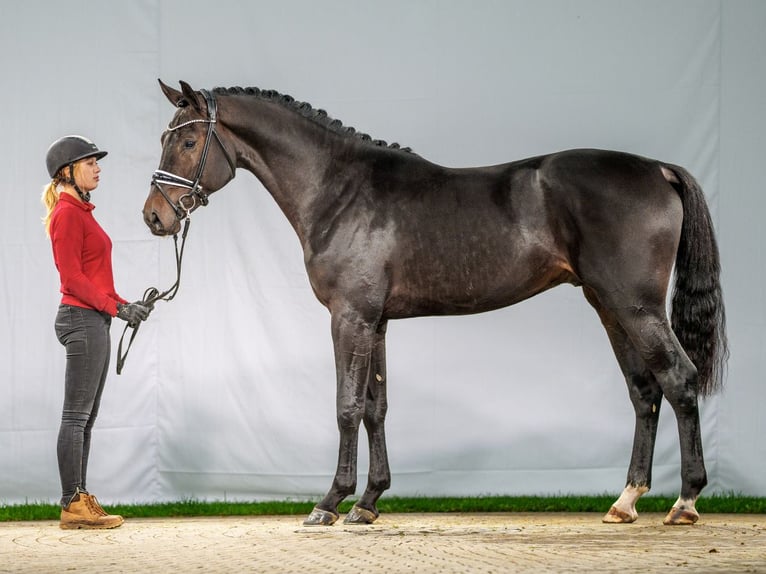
[{"xmin": 49, "ymin": 193, "xmax": 127, "ymax": 316}]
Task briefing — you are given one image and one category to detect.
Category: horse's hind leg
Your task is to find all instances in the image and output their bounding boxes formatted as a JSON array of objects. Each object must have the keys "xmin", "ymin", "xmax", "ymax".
[
  {"xmin": 345, "ymin": 321, "xmax": 391, "ymax": 525},
  {"xmin": 628, "ymin": 314, "xmax": 706, "ymax": 526},
  {"xmin": 587, "ymin": 287, "xmax": 706, "ymax": 525},
  {"xmin": 584, "ymin": 288, "xmax": 663, "ymax": 523}
]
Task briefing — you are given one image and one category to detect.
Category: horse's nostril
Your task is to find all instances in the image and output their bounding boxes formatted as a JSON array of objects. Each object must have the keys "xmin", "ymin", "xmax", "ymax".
[{"xmin": 148, "ymin": 211, "xmax": 164, "ymax": 233}]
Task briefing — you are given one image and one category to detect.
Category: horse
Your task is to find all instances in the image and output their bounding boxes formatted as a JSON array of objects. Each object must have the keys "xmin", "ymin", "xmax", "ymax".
[{"xmin": 142, "ymin": 80, "xmax": 728, "ymax": 527}]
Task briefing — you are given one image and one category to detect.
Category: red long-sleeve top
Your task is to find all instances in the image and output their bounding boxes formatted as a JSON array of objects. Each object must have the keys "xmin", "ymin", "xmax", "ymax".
[{"xmin": 49, "ymin": 193, "xmax": 127, "ymax": 317}]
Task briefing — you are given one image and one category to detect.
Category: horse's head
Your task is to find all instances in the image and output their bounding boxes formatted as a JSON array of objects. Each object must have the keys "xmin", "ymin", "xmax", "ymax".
[{"xmin": 143, "ymin": 80, "xmax": 236, "ymax": 236}]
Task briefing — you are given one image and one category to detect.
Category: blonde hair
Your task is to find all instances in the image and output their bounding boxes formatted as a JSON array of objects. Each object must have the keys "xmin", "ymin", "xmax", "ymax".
[
  {"xmin": 41, "ymin": 163, "xmax": 83, "ymax": 236},
  {"xmin": 41, "ymin": 181, "xmax": 60, "ymax": 236}
]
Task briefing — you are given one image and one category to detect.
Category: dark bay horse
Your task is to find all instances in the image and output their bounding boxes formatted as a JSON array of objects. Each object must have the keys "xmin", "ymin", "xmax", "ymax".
[{"xmin": 143, "ymin": 80, "xmax": 727, "ymax": 527}]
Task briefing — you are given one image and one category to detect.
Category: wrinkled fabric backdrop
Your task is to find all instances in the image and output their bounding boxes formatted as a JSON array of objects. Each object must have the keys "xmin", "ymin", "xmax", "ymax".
[{"xmin": 1, "ymin": 0, "xmax": 764, "ymax": 505}]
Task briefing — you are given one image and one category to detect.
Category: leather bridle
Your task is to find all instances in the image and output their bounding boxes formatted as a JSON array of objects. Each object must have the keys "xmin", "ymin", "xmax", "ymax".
[{"xmin": 151, "ymin": 89, "xmax": 236, "ymax": 220}]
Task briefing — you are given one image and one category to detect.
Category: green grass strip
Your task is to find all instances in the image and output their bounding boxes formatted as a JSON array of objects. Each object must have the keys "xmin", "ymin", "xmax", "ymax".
[{"xmin": 2, "ymin": 494, "xmax": 764, "ymax": 522}]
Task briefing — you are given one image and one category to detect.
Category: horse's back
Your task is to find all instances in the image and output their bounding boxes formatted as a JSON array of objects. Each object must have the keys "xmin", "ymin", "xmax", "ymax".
[{"xmin": 375, "ymin": 153, "xmax": 575, "ymax": 317}]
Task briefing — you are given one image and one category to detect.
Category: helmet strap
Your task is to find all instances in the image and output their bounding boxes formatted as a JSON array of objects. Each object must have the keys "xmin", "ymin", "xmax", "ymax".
[{"xmin": 67, "ymin": 164, "xmax": 90, "ymax": 203}]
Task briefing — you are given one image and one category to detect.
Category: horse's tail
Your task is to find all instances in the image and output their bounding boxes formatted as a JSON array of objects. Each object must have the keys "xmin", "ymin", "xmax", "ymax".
[{"xmin": 662, "ymin": 163, "xmax": 729, "ymax": 396}]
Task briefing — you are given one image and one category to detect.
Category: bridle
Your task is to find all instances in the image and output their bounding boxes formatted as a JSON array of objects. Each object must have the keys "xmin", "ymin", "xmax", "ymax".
[
  {"xmin": 117, "ymin": 89, "xmax": 236, "ymax": 374},
  {"xmin": 151, "ymin": 89, "xmax": 236, "ymax": 220}
]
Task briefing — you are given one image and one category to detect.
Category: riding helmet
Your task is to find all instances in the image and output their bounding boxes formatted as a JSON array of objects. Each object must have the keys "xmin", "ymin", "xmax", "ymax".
[{"xmin": 46, "ymin": 135, "xmax": 108, "ymax": 178}]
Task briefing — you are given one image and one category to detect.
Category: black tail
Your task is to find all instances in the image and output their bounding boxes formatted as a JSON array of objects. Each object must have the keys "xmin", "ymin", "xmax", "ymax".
[{"xmin": 664, "ymin": 163, "xmax": 729, "ymax": 396}]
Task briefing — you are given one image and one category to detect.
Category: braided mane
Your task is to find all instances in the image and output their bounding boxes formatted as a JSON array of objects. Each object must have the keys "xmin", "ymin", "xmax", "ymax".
[{"xmin": 213, "ymin": 86, "xmax": 413, "ymax": 153}]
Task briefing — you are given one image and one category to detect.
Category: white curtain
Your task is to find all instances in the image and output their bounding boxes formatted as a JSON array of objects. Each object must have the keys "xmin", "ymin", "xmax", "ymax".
[{"xmin": 1, "ymin": 0, "xmax": 764, "ymax": 505}]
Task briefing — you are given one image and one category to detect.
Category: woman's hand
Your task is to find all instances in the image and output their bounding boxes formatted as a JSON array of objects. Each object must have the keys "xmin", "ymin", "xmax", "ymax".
[{"xmin": 116, "ymin": 302, "xmax": 152, "ymax": 327}]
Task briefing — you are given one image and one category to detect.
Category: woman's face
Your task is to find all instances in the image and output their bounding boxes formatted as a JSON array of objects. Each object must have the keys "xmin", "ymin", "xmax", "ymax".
[{"xmin": 74, "ymin": 156, "xmax": 101, "ymax": 192}]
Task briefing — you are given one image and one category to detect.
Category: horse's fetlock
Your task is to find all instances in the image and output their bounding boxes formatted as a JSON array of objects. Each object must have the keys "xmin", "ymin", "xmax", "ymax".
[
  {"xmin": 687, "ymin": 470, "xmax": 708, "ymax": 492},
  {"xmin": 368, "ymin": 476, "xmax": 391, "ymax": 492},
  {"xmin": 332, "ymin": 478, "xmax": 357, "ymax": 496}
]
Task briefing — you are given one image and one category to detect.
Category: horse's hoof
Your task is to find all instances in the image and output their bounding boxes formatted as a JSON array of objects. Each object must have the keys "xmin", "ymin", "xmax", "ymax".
[
  {"xmin": 602, "ymin": 505, "xmax": 637, "ymax": 524},
  {"xmin": 343, "ymin": 504, "xmax": 378, "ymax": 525},
  {"xmin": 303, "ymin": 506, "xmax": 339, "ymax": 526},
  {"xmin": 663, "ymin": 506, "xmax": 699, "ymax": 525}
]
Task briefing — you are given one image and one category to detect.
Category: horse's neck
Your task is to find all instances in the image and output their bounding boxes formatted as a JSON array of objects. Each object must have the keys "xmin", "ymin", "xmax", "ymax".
[{"xmin": 227, "ymin": 99, "xmax": 341, "ymax": 243}]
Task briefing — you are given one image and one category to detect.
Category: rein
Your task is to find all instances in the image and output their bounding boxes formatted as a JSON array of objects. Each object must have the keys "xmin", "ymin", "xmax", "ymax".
[
  {"xmin": 117, "ymin": 89, "xmax": 234, "ymax": 374},
  {"xmin": 116, "ymin": 218, "xmax": 190, "ymax": 374}
]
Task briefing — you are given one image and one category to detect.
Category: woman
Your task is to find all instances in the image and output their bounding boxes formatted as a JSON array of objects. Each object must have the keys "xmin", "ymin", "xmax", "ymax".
[{"xmin": 42, "ymin": 135, "xmax": 151, "ymax": 529}]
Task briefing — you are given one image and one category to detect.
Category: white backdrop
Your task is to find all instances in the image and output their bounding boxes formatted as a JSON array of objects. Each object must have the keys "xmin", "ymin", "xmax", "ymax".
[{"xmin": 1, "ymin": 0, "xmax": 764, "ymax": 505}]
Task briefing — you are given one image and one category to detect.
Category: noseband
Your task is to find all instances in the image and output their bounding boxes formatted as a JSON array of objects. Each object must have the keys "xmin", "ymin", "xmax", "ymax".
[{"xmin": 151, "ymin": 89, "xmax": 236, "ymax": 220}]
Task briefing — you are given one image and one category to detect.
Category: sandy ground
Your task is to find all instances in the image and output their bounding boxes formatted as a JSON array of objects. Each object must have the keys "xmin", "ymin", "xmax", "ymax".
[{"xmin": 1, "ymin": 512, "xmax": 764, "ymax": 573}]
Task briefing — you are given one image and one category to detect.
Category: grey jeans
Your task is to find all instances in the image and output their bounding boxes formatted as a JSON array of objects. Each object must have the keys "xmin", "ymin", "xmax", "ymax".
[{"xmin": 54, "ymin": 304, "xmax": 111, "ymax": 508}]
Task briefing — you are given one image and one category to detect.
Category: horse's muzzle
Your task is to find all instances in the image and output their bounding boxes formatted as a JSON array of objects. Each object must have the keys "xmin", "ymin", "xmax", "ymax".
[{"xmin": 144, "ymin": 208, "xmax": 176, "ymax": 236}]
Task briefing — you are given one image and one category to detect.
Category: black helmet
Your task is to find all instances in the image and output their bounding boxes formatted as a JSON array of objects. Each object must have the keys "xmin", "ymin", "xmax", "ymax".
[{"xmin": 46, "ymin": 135, "xmax": 108, "ymax": 179}]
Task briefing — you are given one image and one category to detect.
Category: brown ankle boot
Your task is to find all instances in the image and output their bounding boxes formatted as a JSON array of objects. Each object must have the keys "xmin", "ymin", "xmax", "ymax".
[
  {"xmin": 83, "ymin": 493, "xmax": 108, "ymax": 516},
  {"xmin": 60, "ymin": 493, "xmax": 124, "ymax": 530}
]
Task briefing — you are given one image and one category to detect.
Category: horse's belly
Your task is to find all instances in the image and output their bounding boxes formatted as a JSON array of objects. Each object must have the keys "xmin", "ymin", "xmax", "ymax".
[{"xmin": 384, "ymin": 251, "xmax": 571, "ymax": 319}]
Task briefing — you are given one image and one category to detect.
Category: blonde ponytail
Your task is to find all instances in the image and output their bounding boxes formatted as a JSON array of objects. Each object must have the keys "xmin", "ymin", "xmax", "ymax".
[{"xmin": 41, "ymin": 181, "xmax": 60, "ymax": 236}]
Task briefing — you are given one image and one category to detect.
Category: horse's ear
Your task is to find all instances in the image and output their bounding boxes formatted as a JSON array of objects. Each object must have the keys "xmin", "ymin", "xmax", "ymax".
[
  {"xmin": 179, "ymin": 80, "xmax": 204, "ymax": 113},
  {"xmin": 158, "ymin": 79, "xmax": 187, "ymax": 108}
]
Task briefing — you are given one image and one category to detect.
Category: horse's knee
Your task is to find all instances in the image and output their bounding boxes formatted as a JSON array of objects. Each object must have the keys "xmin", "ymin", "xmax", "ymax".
[
  {"xmin": 337, "ymin": 406, "xmax": 363, "ymax": 431},
  {"xmin": 363, "ymin": 402, "xmax": 387, "ymax": 429}
]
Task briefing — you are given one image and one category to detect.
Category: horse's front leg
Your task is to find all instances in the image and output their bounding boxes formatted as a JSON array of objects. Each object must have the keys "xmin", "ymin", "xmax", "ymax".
[
  {"xmin": 304, "ymin": 311, "xmax": 376, "ymax": 526},
  {"xmin": 345, "ymin": 321, "xmax": 390, "ymax": 525}
]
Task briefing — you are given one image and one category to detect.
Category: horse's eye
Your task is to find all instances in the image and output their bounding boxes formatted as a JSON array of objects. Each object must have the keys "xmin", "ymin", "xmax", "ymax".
[{"xmin": 184, "ymin": 140, "xmax": 196, "ymax": 149}]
